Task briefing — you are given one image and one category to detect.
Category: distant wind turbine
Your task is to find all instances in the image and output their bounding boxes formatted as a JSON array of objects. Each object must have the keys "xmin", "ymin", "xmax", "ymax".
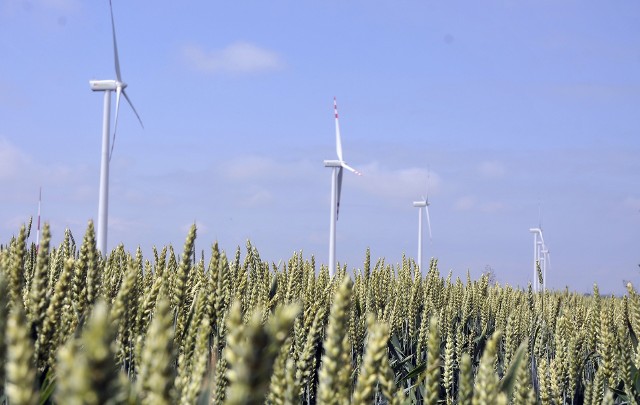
[
  {"xmin": 413, "ymin": 175, "xmax": 432, "ymax": 273},
  {"xmin": 323, "ymin": 97, "xmax": 362, "ymax": 277},
  {"xmin": 90, "ymin": 0, "xmax": 143, "ymax": 255},
  {"xmin": 36, "ymin": 187, "xmax": 42, "ymax": 252},
  {"xmin": 529, "ymin": 225, "xmax": 550, "ymax": 292},
  {"xmin": 542, "ymin": 244, "xmax": 551, "ymax": 290}
]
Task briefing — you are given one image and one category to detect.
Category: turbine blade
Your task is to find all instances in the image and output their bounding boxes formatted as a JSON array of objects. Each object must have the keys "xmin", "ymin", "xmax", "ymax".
[
  {"xmin": 546, "ymin": 251, "xmax": 551, "ymax": 269},
  {"xmin": 109, "ymin": 85, "xmax": 122, "ymax": 161},
  {"xmin": 341, "ymin": 162, "xmax": 362, "ymax": 176},
  {"xmin": 538, "ymin": 202, "xmax": 543, "ymax": 229},
  {"xmin": 122, "ymin": 90, "xmax": 144, "ymax": 128},
  {"xmin": 334, "ymin": 97, "xmax": 343, "ymax": 161},
  {"xmin": 109, "ymin": 0, "xmax": 122, "ymax": 82},
  {"xmin": 425, "ymin": 205, "xmax": 433, "ymax": 241},
  {"xmin": 336, "ymin": 167, "xmax": 343, "ymax": 221},
  {"xmin": 426, "ymin": 169, "xmax": 431, "ymax": 201}
]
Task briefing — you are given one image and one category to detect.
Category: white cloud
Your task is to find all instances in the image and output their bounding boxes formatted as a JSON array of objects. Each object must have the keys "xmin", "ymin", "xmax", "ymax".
[
  {"xmin": 243, "ymin": 188, "xmax": 274, "ymax": 207},
  {"xmin": 0, "ymin": 137, "xmax": 78, "ymax": 185},
  {"xmin": 182, "ymin": 42, "xmax": 284, "ymax": 74},
  {"xmin": 478, "ymin": 161, "xmax": 506, "ymax": 179},
  {"xmin": 108, "ymin": 217, "xmax": 145, "ymax": 233},
  {"xmin": 223, "ymin": 156, "xmax": 285, "ymax": 180},
  {"xmin": 453, "ymin": 195, "xmax": 505, "ymax": 213},
  {"xmin": 454, "ymin": 195, "xmax": 476, "ymax": 211},
  {"xmin": 221, "ymin": 156, "xmax": 313, "ymax": 182},
  {"xmin": 480, "ymin": 201, "xmax": 506, "ymax": 213},
  {"xmin": 0, "ymin": 138, "xmax": 31, "ymax": 180},
  {"xmin": 622, "ymin": 196, "xmax": 640, "ymax": 212},
  {"xmin": 70, "ymin": 185, "xmax": 94, "ymax": 203},
  {"xmin": 215, "ymin": 156, "xmax": 312, "ymax": 208},
  {"xmin": 353, "ymin": 162, "xmax": 439, "ymax": 202},
  {"xmin": 3, "ymin": 215, "xmax": 31, "ymax": 232},
  {"xmin": 0, "ymin": 137, "xmax": 92, "ymax": 203}
]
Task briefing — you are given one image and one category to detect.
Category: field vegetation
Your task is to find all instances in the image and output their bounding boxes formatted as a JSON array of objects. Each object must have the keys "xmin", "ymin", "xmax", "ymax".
[{"xmin": 0, "ymin": 220, "xmax": 638, "ymax": 404}]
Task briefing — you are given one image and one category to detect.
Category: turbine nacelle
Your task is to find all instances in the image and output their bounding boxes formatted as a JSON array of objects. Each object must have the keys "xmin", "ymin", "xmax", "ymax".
[
  {"xmin": 529, "ymin": 227, "xmax": 545, "ymax": 244},
  {"xmin": 413, "ymin": 200, "xmax": 428, "ymax": 208},
  {"xmin": 323, "ymin": 160, "xmax": 343, "ymax": 168},
  {"xmin": 90, "ymin": 79, "xmax": 127, "ymax": 92}
]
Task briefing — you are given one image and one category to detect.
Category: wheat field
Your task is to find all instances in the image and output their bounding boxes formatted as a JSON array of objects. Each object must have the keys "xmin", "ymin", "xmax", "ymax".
[{"xmin": 0, "ymin": 220, "xmax": 638, "ymax": 404}]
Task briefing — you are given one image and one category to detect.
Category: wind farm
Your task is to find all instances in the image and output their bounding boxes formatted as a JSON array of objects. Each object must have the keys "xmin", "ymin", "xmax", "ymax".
[
  {"xmin": 1, "ymin": 1, "xmax": 636, "ymax": 294},
  {"xmin": 0, "ymin": 1, "xmax": 639, "ymax": 403}
]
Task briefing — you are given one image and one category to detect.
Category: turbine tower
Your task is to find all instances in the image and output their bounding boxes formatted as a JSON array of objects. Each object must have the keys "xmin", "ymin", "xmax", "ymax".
[
  {"xmin": 324, "ymin": 97, "xmax": 362, "ymax": 277},
  {"xmin": 90, "ymin": 0, "xmax": 143, "ymax": 255},
  {"xmin": 413, "ymin": 178, "xmax": 432, "ymax": 273}
]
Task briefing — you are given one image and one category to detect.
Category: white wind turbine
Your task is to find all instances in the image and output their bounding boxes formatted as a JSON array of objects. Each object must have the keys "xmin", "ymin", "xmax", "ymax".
[
  {"xmin": 529, "ymin": 212, "xmax": 550, "ymax": 292},
  {"xmin": 36, "ymin": 187, "xmax": 42, "ymax": 252},
  {"xmin": 90, "ymin": 0, "xmax": 143, "ymax": 255},
  {"xmin": 324, "ymin": 97, "xmax": 362, "ymax": 277},
  {"xmin": 413, "ymin": 175, "xmax": 433, "ymax": 273}
]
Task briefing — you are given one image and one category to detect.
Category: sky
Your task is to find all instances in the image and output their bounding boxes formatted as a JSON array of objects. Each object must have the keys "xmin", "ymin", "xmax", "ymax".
[{"xmin": 0, "ymin": 0, "xmax": 639, "ymax": 295}]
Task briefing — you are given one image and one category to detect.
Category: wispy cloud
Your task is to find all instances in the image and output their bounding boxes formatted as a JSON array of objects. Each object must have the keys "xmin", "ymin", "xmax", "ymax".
[
  {"xmin": 109, "ymin": 216, "xmax": 145, "ymax": 233},
  {"xmin": 622, "ymin": 196, "xmax": 640, "ymax": 212},
  {"xmin": 480, "ymin": 201, "xmax": 506, "ymax": 213},
  {"xmin": 223, "ymin": 156, "xmax": 286, "ymax": 180},
  {"xmin": 352, "ymin": 162, "xmax": 439, "ymax": 202},
  {"xmin": 0, "ymin": 138, "xmax": 30, "ymax": 180},
  {"xmin": 182, "ymin": 42, "xmax": 285, "ymax": 74},
  {"xmin": 215, "ymin": 155, "xmax": 314, "ymax": 209},
  {"xmin": 242, "ymin": 187, "xmax": 274, "ymax": 207},
  {"xmin": 453, "ymin": 195, "xmax": 505, "ymax": 213},
  {"xmin": 0, "ymin": 137, "xmax": 91, "ymax": 202},
  {"xmin": 221, "ymin": 155, "xmax": 314, "ymax": 182},
  {"xmin": 454, "ymin": 195, "xmax": 476, "ymax": 211},
  {"xmin": 4, "ymin": 215, "xmax": 31, "ymax": 232},
  {"xmin": 478, "ymin": 161, "xmax": 506, "ymax": 179}
]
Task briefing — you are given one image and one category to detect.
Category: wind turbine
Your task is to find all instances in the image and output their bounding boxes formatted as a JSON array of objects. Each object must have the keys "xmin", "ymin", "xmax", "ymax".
[
  {"xmin": 528, "ymin": 225, "xmax": 549, "ymax": 292},
  {"xmin": 541, "ymin": 244, "xmax": 551, "ymax": 291},
  {"xmin": 323, "ymin": 97, "xmax": 362, "ymax": 277},
  {"xmin": 36, "ymin": 187, "xmax": 42, "ymax": 252},
  {"xmin": 90, "ymin": 0, "xmax": 143, "ymax": 255},
  {"xmin": 413, "ymin": 175, "xmax": 432, "ymax": 273}
]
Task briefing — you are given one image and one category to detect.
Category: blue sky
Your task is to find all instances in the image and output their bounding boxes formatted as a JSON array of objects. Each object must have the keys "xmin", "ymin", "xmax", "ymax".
[{"xmin": 1, "ymin": 0, "xmax": 638, "ymax": 294}]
